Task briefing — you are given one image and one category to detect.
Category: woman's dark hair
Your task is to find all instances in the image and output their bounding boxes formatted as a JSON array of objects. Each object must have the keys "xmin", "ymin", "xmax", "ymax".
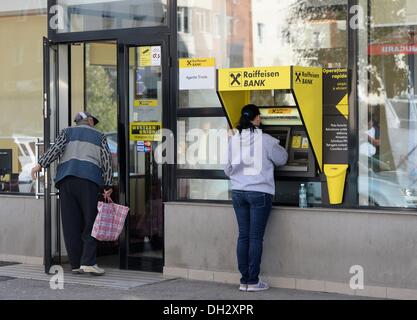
[{"xmin": 236, "ymin": 104, "xmax": 261, "ymax": 134}]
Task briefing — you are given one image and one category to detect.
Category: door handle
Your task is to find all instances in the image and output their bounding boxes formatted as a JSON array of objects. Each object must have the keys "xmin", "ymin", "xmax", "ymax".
[
  {"xmin": 35, "ymin": 139, "xmax": 43, "ymax": 199},
  {"xmin": 35, "ymin": 139, "xmax": 59, "ymax": 199}
]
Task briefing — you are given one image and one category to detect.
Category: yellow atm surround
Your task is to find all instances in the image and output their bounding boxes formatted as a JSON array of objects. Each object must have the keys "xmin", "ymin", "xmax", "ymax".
[
  {"xmin": 217, "ymin": 65, "xmax": 349, "ymax": 205},
  {"xmin": 217, "ymin": 65, "xmax": 323, "ymax": 172}
]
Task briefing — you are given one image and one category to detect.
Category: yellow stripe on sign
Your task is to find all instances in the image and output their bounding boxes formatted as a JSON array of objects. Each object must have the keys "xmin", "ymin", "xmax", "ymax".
[
  {"xmin": 179, "ymin": 58, "xmax": 216, "ymax": 68},
  {"xmin": 134, "ymin": 100, "xmax": 158, "ymax": 107}
]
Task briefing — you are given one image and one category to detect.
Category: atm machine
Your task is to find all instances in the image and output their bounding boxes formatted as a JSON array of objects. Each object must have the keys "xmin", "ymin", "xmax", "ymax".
[
  {"xmin": 217, "ymin": 66, "xmax": 325, "ymax": 205},
  {"xmin": 252, "ymin": 90, "xmax": 317, "ymax": 178}
]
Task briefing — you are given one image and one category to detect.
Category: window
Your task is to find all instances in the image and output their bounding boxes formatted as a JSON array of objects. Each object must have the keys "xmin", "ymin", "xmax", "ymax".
[
  {"xmin": 178, "ymin": 179, "xmax": 231, "ymax": 200},
  {"xmin": 55, "ymin": 0, "xmax": 167, "ymax": 33},
  {"xmin": 358, "ymin": 0, "xmax": 417, "ymax": 208},
  {"xmin": 257, "ymin": 22, "xmax": 264, "ymax": 43},
  {"xmin": 177, "ymin": 117, "xmax": 229, "ymax": 170},
  {"xmin": 177, "ymin": 6, "xmax": 189, "ymax": 33},
  {"xmin": 177, "ymin": 0, "xmax": 348, "ymax": 203},
  {"xmin": 85, "ymin": 42, "xmax": 118, "ymax": 175},
  {"xmin": 213, "ymin": 14, "xmax": 222, "ymax": 37},
  {"xmin": 227, "ymin": 16, "xmax": 234, "ymax": 36},
  {"xmin": 196, "ymin": 9, "xmax": 211, "ymax": 33},
  {"xmin": 0, "ymin": 4, "xmax": 47, "ymax": 194}
]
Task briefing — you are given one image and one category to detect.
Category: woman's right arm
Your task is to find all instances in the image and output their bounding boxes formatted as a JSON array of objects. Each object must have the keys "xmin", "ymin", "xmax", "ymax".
[{"xmin": 268, "ymin": 136, "xmax": 288, "ymax": 167}]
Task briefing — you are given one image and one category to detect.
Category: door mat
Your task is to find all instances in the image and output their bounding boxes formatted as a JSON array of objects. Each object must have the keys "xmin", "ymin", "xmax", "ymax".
[{"xmin": 0, "ymin": 263, "xmax": 167, "ymax": 290}]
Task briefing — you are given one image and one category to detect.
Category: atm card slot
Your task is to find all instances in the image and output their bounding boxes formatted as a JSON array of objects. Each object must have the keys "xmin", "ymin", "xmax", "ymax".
[
  {"xmin": 293, "ymin": 152, "xmax": 308, "ymax": 161},
  {"xmin": 278, "ymin": 165, "xmax": 308, "ymax": 172},
  {"xmin": 262, "ymin": 116, "xmax": 299, "ymax": 120}
]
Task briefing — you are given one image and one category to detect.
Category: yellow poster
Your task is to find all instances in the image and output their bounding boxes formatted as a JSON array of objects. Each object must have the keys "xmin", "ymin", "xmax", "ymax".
[
  {"xmin": 130, "ymin": 121, "xmax": 162, "ymax": 141},
  {"xmin": 139, "ymin": 46, "xmax": 151, "ymax": 67},
  {"xmin": 134, "ymin": 100, "xmax": 158, "ymax": 107},
  {"xmin": 301, "ymin": 137, "xmax": 309, "ymax": 149},
  {"xmin": 179, "ymin": 57, "xmax": 216, "ymax": 68},
  {"xmin": 292, "ymin": 135, "xmax": 302, "ymax": 149}
]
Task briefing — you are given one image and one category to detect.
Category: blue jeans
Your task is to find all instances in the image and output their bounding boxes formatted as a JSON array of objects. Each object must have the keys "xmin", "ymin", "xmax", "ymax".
[{"xmin": 232, "ymin": 190, "xmax": 273, "ymax": 285}]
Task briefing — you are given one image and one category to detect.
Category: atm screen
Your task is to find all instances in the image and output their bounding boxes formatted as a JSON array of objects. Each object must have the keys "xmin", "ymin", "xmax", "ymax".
[{"xmin": 265, "ymin": 127, "xmax": 290, "ymax": 151}]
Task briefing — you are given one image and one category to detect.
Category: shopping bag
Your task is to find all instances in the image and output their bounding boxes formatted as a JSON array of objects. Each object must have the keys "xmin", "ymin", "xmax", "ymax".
[{"xmin": 92, "ymin": 195, "xmax": 129, "ymax": 241}]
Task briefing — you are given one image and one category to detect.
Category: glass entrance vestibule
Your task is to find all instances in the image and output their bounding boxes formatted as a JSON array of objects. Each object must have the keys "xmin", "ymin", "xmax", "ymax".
[{"xmin": 39, "ymin": 0, "xmax": 176, "ymax": 273}]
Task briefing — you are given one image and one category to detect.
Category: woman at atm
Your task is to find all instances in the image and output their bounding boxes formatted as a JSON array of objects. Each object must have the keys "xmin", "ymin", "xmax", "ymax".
[{"xmin": 224, "ymin": 104, "xmax": 288, "ymax": 292}]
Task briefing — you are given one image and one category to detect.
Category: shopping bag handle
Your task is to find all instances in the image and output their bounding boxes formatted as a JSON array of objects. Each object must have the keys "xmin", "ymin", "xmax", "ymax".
[{"xmin": 104, "ymin": 193, "xmax": 113, "ymax": 203}]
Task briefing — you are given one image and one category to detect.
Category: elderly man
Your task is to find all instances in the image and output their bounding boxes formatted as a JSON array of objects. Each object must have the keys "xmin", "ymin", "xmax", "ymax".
[{"xmin": 31, "ymin": 111, "xmax": 113, "ymax": 275}]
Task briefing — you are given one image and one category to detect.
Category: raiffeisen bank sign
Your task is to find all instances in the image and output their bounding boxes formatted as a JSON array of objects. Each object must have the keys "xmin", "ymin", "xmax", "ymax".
[{"xmin": 218, "ymin": 66, "xmax": 292, "ymax": 91}]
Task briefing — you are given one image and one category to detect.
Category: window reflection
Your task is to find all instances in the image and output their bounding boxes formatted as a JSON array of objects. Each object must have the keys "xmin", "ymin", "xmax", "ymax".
[
  {"xmin": 178, "ymin": 179, "xmax": 231, "ymax": 200},
  {"xmin": 85, "ymin": 43, "xmax": 118, "ymax": 176},
  {"xmin": 57, "ymin": 0, "xmax": 167, "ymax": 33},
  {"xmin": 178, "ymin": 0, "xmax": 347, "ymax": 68},
  {"xmin": 358, "ymin": 1, "xmax": 417, "ymax": 208},
  {"xmin": 0, "ymin": 11, "xmax": 46, "ymax": 193},
  {"xmin": 177, "ymin": 0, "xmax": 347, "ymax": 201},
  {"xmin": 177, "ymin": 117, "xmax": 229, "ymax": 170}
]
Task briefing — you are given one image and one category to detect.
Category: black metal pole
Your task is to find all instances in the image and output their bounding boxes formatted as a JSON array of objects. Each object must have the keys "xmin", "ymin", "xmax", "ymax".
[{"xmin": 43, "ymin": 37, "xmax": 52, "ymax": 274}]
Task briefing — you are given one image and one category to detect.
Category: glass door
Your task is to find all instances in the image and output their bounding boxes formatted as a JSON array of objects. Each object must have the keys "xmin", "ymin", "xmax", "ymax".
[
  {"xmin": 119, "ymin": 37, "xmax": 169, "ymax": 271},
  {"xmin": 40, "ymin": 38, "xmax": 68, "ymax": 274}
]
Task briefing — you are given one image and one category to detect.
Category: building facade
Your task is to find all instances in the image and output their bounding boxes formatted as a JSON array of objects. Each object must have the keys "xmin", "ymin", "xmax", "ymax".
[{"xmin": 0, "ymin": 0, "xmax": 417, "ymax": 298}]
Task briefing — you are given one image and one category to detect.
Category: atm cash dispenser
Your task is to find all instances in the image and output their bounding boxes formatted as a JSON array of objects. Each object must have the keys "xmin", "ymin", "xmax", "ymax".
[{"xmin": 251, "ymin": 90, "xmax": 316, "ymax": 177}]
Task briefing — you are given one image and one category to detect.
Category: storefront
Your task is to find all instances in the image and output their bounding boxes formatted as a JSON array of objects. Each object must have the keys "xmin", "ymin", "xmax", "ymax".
[{"xmin": 1, "ymin": 0, "xmax": 417, "ymax": 298}]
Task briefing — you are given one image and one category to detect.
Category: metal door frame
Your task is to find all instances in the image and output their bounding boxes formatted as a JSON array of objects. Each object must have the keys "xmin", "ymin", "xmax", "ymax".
[
  {"xmin": 118, "ymin": 34, "xmax": 171, "ymax": 271},
  {"xmin": 41, "ymin": 37, "xmax": 65, "ymax": 274}
]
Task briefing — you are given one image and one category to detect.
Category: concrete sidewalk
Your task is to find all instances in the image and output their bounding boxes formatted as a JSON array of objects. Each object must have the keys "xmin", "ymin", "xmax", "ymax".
[
  {"xmin": 0, "ymin": 264, "xmax": 379, "ymax": 300},
  {"xmin": 0, "ymin": 277, "xmax": 379, "ymax": 300}
]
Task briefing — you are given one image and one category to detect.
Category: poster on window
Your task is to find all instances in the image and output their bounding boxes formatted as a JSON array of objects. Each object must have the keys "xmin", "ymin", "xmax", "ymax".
[
  {"xmin": 179, "ymin": 57, "xmax": 216, "ymax": 90},
  {"xmin": 139, "ymin": 46, "xmax": 161, "ymax": 67},
  {"xmin": 130, "ymin": 122, "xmax": 162, "ymax": 141},
  {"xmin": 322, "ymin": 68, "xmax": 349, "ymax": 164}
]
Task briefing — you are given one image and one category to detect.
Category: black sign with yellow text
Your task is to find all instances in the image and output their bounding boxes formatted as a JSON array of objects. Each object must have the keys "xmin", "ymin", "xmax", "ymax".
[{"xmin": 323, "ymin": 68, "xmax": 349, "ymax": 164}]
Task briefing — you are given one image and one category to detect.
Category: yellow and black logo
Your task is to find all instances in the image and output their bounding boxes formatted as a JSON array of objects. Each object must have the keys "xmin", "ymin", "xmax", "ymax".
[
  {"xmin": 295, "ymin": 72, "xmax": 302, "ymax": 83},
  {"xmin": 229, "ymin": 72, "xmax": 242, "ymax": 87}
]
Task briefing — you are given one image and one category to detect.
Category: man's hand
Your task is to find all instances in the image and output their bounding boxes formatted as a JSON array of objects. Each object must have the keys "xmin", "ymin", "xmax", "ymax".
[
  {"xmin": 103, "ymin": 188, "xmax": 113, "ymax": 200},
  {"xmin": 31, "ymin": 164, "xmax": 42, "ymax": 181}
]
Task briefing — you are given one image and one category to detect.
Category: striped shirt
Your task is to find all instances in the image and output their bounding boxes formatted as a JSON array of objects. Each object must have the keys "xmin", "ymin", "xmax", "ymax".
[{"xmin": 38, "ymin": 125, "xmax": 113, "ymax": 187}]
